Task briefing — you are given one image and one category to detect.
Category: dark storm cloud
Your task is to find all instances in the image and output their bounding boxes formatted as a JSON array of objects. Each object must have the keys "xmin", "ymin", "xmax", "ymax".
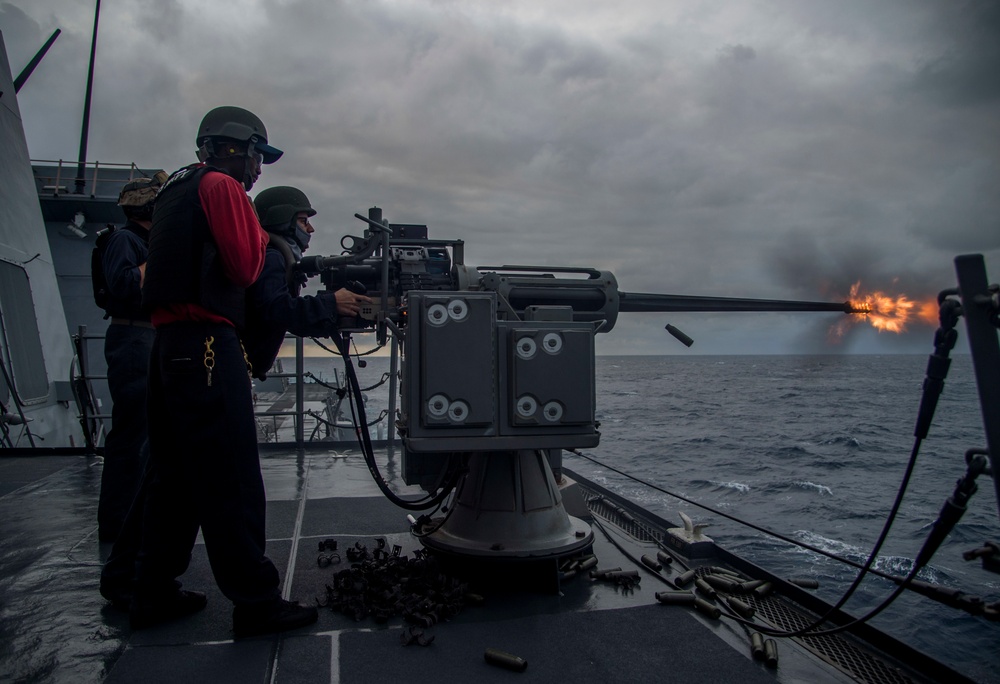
[
  {"xmin": 0, "ymin": 4, "xmax": 40, "ymax": 65},
  {"xmin": 3, "ymin": 0, "xmax": 997, "ymax": 353},
  {"xmin": 910, "ymin": 0, "xmax": 1000, "ymax": 106}
]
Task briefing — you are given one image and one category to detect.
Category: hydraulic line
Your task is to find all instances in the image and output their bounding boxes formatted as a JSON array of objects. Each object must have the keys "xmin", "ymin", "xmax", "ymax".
[{"xmin": 334, "ymin": 332, "xmax": 461, "ymax": 511}]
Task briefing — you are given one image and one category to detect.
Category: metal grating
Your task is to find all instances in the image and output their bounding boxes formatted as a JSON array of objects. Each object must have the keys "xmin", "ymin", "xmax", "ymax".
[
  {"xmin": 743, "ymin": 590, "xmax": 914, "ymax": 684},
  {"xmin": 582, "ymin": 487, "xmax": 916, "ymax": 684},
  {"xmin": 586, "ymin": 494, "xmax": 662, "ymax": 543}
]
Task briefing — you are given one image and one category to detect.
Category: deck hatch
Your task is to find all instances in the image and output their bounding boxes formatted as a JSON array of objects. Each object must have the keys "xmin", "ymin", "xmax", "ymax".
[{"xmin": 0, "ymin": 260, "xmax": 50, "ymax": 405}]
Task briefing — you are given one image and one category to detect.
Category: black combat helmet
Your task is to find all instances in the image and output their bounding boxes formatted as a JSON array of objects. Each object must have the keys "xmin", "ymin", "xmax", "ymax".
[
  {"xmin": 118, "ymin": 170, "xmax": 168, "ymax": 221},
  {"xmin": 254, "ymin": 186, "xmax": 316, "ymax": 252},
  {"xmin": 254, "ymin": 186, "xmax": 316, "ymax": 229},
  {"xmin": 196, "ymin": 106, "xmax": 283, "ymax": 164}
]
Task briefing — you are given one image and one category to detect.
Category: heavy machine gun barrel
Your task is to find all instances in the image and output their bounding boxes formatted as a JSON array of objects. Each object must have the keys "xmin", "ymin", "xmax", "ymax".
[{"xmin": 619, "ymin": 292, "xmax": 862, "ymax": 314}]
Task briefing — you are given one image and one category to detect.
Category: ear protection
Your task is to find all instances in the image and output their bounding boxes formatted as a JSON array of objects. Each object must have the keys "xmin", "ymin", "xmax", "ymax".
[{"xmin": 196, "ymin": 138, "xmax": 242, "ymax": 162}]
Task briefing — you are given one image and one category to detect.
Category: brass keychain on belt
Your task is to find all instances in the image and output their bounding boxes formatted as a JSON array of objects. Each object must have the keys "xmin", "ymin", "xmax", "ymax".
[{"xmin": 203, "ymin": 336, "xmax": 215, "ymax": 386}]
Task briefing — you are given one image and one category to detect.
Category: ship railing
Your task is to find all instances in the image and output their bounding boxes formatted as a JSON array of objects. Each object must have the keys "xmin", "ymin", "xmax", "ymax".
[
  {"xmin": 31, "ymin": 159, "xmax": 148, "ymax": 198},
  {"xmin": 70, "ymin": 325, "xmax": 360, "ymax": 452}
]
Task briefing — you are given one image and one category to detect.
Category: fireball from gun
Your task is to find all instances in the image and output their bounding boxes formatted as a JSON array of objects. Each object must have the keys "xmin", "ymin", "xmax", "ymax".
[{"xmin": 832, "ymin": 281, "xmax": 940, "ymax": 336}]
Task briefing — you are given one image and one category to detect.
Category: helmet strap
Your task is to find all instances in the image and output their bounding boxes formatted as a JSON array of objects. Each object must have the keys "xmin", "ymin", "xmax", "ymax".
[
  {"xmin": 196, "ymin": 137, "xmax": 215, "ymax": 163},
  {"xmin": 197, "ymin": 137, "xmax": 257, "ymax": 190}
]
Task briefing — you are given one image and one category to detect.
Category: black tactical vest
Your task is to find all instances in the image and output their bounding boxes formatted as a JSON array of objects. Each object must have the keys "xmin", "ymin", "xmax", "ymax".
[{"xmin": 142, "ymin": 165, "xmax": 247, "ymax": 329}]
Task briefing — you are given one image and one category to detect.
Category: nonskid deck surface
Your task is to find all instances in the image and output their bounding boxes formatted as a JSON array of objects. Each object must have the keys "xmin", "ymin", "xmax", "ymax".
[{"xmin": 0, "ymin": 450, "xmax": 941, "ymax": 683}]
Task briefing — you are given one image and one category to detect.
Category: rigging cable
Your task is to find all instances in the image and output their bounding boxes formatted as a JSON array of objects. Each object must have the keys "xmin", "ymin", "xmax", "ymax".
[
  {"xmin": 571, "ymin": 445, "xmax": 924, "ymax": 637},
  {"xmin": 567, "ymin": 294, "xmax": 971, "ymax": 638}
]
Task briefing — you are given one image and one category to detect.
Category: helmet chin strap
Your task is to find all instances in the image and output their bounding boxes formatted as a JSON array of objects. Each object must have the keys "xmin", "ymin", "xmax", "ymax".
[
  {"xmin": 240, "ymin": 156, "xmax": 255, "ymax": 192},
  {"xmin": 240, "ymin": 138, "xmax": 264, "ymax": 191},
  {"xmin": 197, "ymin": 138, "xmax": 258, "ymax": 190}
]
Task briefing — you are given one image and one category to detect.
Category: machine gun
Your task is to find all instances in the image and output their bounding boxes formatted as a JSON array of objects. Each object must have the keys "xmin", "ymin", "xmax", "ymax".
[
  {"xmin": 300, "ymin": 206, "xmax": 863, "ymax": 338},
  {"xmin": 302, "ymin": 207, "xmax": 868, "ymax": 560}
]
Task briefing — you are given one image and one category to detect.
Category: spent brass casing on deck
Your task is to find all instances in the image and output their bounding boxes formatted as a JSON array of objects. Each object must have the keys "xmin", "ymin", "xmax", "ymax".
[
  {"xmin": 485, "ymin": 648, "xmax": 528, "ymax": 672},
  {"xmin": 640, "ymin": 554, "xmax": 662, "ymax": 572},
  {"xmin": 765, "ymin": 639, "xmax": 779, "ymax": 668},
  {"xmin": 675, "ymin": 569, "xmax": 698, "ymax": 587},
  {"xmin": 655, "ymin": 590, "xmax": 697, "ymax": 606}
]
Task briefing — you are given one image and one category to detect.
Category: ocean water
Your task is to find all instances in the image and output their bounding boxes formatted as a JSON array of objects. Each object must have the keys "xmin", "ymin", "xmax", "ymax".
[{"xmin": 307, "ymin": 353, "xmax": 1000, "ymax": 682}]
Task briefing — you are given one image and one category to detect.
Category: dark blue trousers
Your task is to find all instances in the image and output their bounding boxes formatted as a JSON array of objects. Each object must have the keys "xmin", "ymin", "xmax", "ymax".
[
  {"xmin": 99, "ymin": 323, "xmax": 154, "ymax": 541},
  {"xmin": 133, "ymin": 323, "xmax": 279, "ymax": 607}
]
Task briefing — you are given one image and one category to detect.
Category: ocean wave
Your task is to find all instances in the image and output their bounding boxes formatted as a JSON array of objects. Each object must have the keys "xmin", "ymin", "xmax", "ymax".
[
  {"xmin": 771, "ymin": 444, "xmax": 813, "ymax": 456},
  {"xmin": 915, "ymin": 521, "xmax": 998, "ymax": 544},
  {"xmin": 808, "ymin": 459, "xmax": 849, "ymax": 470},
  {"xmin": 793, "ymin": 481, "xmax": 833, "ymax": 496},
  {"xmin": 705, "ymin": 480, "xmax": 751, "ymax": 493},
  {"xmin": 818, "ymin": 435, "xmax": 863, "ymax": 449},
  {"xmin": 792, "ymin": 530, "xmax": 863, "ymax": 557},
  {"xmin": 789, "ymin": 531, "xmax": 946, "ymax": 584}
]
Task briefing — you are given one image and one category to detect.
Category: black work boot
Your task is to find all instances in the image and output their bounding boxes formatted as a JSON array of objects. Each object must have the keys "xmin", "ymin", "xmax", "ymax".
[
  {"xmin": 232, "ymin": 598, "xmax": 318, "ymax": 638},
  {"xmin": 99, "ymin": 580, "xmax": 132, "ymax": 611},
  {"xmin": 129, "ymin": 590, "xmax": 208, "ymax": 629}
]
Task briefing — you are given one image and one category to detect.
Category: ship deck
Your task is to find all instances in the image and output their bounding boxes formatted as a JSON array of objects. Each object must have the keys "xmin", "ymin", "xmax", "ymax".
[{"xmin": 0, "ymin": 448, "xmax": 966, "ymax": 684}]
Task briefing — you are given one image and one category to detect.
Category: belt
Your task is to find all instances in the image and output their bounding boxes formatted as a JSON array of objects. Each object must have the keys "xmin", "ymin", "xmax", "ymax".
[{"xmin": 110, "ymin": 317, "xmax": 154, "ymax": 329}]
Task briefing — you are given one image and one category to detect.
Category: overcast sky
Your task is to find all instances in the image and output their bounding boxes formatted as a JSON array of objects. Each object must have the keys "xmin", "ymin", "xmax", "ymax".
[{"xmin": 3, "ymin": 0, "xmax": 998, "ymax": 354}]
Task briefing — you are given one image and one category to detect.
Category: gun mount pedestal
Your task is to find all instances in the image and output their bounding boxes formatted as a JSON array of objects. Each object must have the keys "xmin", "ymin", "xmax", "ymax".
[
  {"xmin": 419, "ymin": 449, "xmax": 593, "ymax": 559},
  {"xmin": 400, "ymin": 290, "xmax": 598, "ymax": 561}
]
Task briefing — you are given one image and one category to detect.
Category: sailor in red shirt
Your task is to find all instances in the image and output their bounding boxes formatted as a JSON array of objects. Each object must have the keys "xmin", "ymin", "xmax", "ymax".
[{"xmin": 127, "ymin": 106, "xmax": 318, "ymax": 638}]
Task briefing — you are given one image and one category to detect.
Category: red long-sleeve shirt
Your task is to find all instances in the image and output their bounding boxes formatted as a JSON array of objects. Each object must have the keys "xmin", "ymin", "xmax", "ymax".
[{"xmin": 151, "ymin": 169, "xmax": 269, "ymax": 327}]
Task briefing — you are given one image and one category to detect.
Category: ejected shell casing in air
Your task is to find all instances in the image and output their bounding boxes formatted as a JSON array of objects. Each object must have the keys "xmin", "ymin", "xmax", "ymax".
[
  {"xmin": 656, "ymin": 550, "xmax": 674, "ymax": 566},
  {"xmin": 665, "ymin": 324, "xmax": 694, "ymax": 347},
  {"xmin": 485, "ymin": 648, "xmax": 528, "ymax": 672}
]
